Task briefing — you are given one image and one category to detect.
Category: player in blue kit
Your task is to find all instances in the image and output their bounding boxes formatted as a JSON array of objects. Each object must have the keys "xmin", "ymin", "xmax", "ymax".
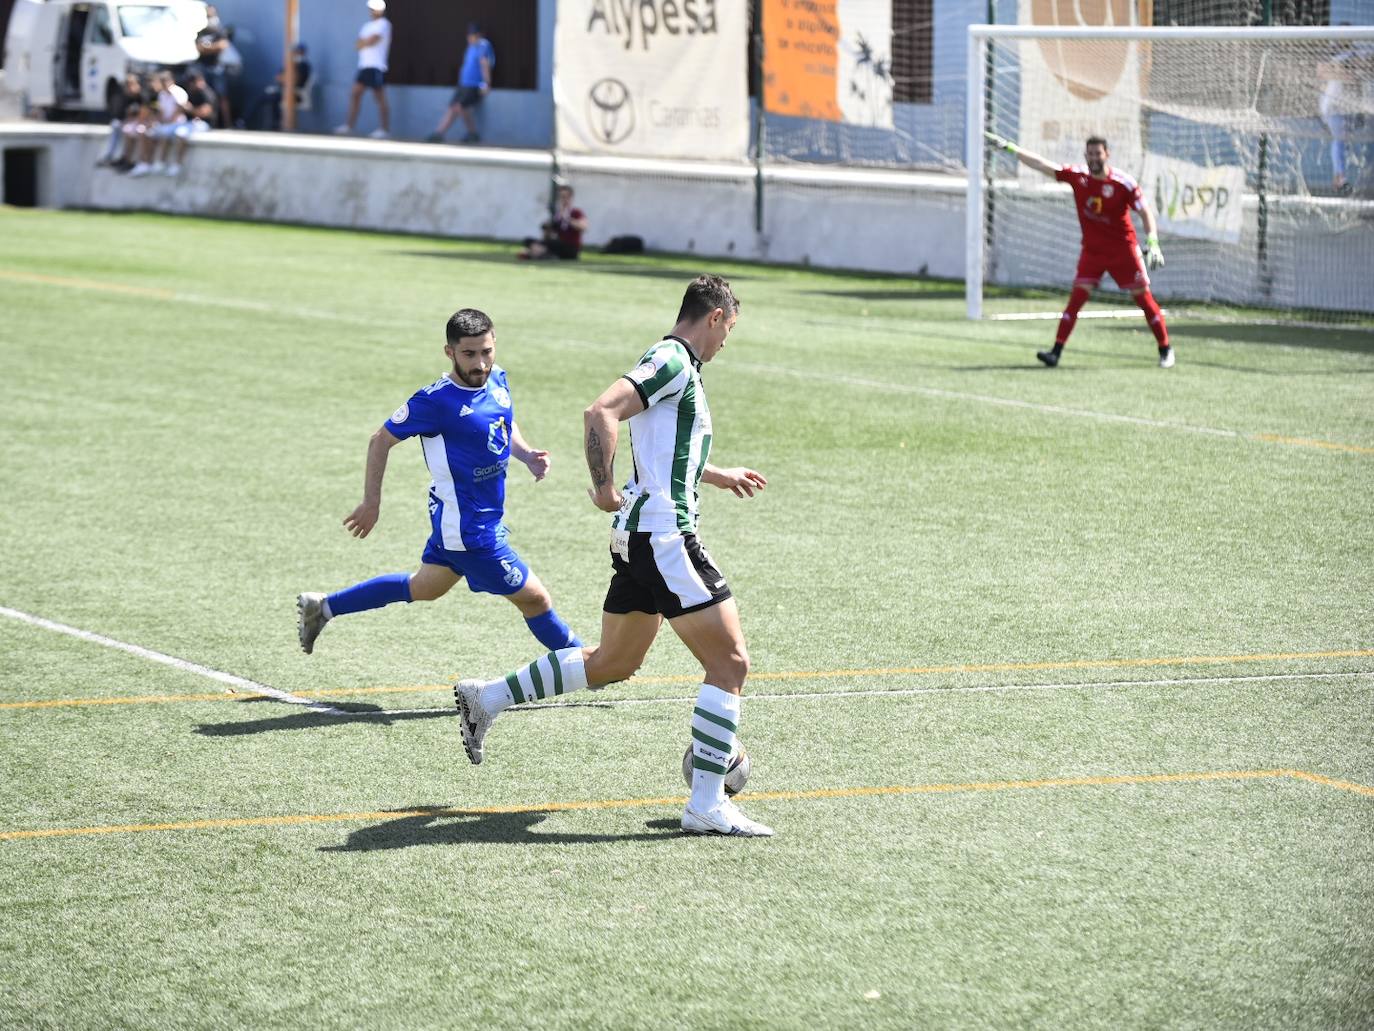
[{"xmin": 296, "ymin": 309, "xmax": 581, "ymax": 656}]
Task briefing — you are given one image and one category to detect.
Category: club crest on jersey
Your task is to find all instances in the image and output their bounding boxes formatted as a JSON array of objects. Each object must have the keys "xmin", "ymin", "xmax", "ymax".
[
  {"xmin": 1102, "ymin": 183, "xmax": 1115, "ymax": 198},
  {"xmin": 487, "ymin": 416, "xmax": 509, "ymax": 455},
  {"xmin": 501, "ymin": 559, "xmax": 524, "ymax": 588},
  {"xmin": 391, "ymin": 403, "xmax": 409, "ymax": 423},
  {"xmin": 489, "ymin": 385, "xmax": 512, "ymax": 409}
]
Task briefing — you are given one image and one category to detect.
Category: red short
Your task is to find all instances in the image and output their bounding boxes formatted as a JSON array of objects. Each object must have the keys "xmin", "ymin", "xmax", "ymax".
[{"xmin": 1074, "ymin": 246, "xmax": 1148, "ymax": 292}]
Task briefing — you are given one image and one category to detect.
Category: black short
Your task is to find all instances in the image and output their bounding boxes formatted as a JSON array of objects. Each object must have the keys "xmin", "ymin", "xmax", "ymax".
[
  {"xmin": 356, "ymin": 68, "xmax": 386, "ymax": 89},
  {"xmin": 603, "ymin": 531, "xmax": 731, "ymax": 619},
  {"xmin": 451, "ymin": 85, "xmax": 485, "ymax": 109}
]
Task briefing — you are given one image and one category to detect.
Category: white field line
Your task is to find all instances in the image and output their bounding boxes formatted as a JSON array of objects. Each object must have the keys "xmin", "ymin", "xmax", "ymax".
[
  {"xmin": 346, "ymin": 669, "xmax": 1374, "ymax": 717},
  {"xmin": 0, "ymin": 606, "xmax": 346, "ymax": 715},
  {"xmin": 557, "ymin": 336, "xmax": 1246, "ymax": 442},
  {"xmin": 729, "ymin": 358, "xmax": 1246, "ymax": 439}
]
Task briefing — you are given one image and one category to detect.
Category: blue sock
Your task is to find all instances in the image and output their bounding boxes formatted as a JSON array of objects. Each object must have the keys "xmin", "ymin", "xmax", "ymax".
[
  {"xmin": 326, "ymin": 573, "xmax": 412, "ymax": 617},
  {"xmin": 525, "ymin": 609, "xmax": 581, "ymax": 650}
]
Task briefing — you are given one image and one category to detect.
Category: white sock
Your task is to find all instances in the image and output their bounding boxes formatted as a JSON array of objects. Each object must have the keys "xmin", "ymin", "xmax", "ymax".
[
  {"xmin": 689, "ymin": 684, "xmax": 740, "ymax": 812},
  {"xmin": 479, "ymin": 647, "xmax": 587, "ymax": 715}
]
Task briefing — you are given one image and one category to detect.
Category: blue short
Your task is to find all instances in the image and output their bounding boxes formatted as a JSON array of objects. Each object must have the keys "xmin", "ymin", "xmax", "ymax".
[
  {"xmin": 421, "ymin": 537, "xmax": 530, "ymax": 596},
  {"xmin": 356, "ymin": 68, "xmax": 385, "ymax": 89}
]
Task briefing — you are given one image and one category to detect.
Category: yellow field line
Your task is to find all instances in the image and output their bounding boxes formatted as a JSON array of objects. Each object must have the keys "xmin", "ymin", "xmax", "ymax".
[
  {"xmin": 1251, "ymin": 433, "xmax": 1374, "ymax": 455},
  {"xmin": 3, "ymin": 647, "xmax": 1372, "ymax": 711},
  {"xmin": 0, "ymin": 267, "xmax": 175, "ymax": 300},
  {"xmin": 1, "ymin": 769, "xmax": 1368, "ymax": 842}
]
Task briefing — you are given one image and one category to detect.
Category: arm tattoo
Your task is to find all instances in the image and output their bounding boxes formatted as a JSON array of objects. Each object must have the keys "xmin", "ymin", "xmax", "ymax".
[{"xmin": 585, "ymin": 425, "xmax": 612, "ymax": 489}]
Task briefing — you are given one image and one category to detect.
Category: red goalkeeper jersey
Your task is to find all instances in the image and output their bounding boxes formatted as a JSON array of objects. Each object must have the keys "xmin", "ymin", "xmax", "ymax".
[{"xmin": 1055, "ymin": 165, "xmax": 1145, "ymax": 254}]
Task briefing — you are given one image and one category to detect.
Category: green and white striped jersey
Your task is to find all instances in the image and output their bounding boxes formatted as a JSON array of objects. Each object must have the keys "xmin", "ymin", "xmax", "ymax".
[{"xmin": 612, "ymin": 336, "xmax": 713, "ymax": 534}]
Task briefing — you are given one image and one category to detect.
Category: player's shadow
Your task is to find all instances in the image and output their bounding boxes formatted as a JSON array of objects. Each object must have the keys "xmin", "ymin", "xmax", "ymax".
[
  {"xmin": 319, "ymin": 807, "xmax": 682, "ymax": 851},
  {"xmin": 194, "ymin": 699, "xmax": 618, "ymax": 737}
]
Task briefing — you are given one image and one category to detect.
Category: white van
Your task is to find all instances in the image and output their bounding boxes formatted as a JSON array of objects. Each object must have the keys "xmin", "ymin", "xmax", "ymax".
[{"xmin": 3, "ymin": 0, "xmax": 208, "ymax": 118}]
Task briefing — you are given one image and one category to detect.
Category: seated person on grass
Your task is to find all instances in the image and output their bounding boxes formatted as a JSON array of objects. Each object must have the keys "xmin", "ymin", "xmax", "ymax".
[{"xmin": 518, "ymin": 182, "xmax": 588, "ymax": 260}]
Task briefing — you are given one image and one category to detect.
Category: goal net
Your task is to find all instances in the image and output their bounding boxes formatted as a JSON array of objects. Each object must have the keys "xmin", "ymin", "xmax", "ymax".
[{"xmin": 966, "ymin": 25, "xmax": 1374, "ymax": 324}]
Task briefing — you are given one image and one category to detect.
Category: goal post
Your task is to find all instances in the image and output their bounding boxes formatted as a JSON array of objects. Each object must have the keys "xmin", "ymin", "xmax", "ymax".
[{"xmin": 966, "ymin": 24, "xmax": 1374, "ymax": 325}]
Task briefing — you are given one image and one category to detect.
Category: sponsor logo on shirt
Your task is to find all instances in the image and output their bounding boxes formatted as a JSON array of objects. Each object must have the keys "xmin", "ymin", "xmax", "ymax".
[
  {"xmin": 1086, "ymin": 196, "xmax": 1104, "ymax": 215},
  {"xmin": 460, "ymin": 404, "xmax": 474, "ymax": 417},
  {"xmin": 392, "ymin": 402, "xmax": 409, "ymax": 423},
  {"xmin": 472, "ymin": 458, "xmax": 509, "ymax": 482}
]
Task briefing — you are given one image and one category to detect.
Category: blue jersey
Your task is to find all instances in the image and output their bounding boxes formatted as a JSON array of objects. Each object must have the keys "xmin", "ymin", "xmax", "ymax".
[
  {"xmin": 384, "ymin": 368, "xmax": 514, "ymax": 552},
  {"xmin": 459, "ymin": 38, "xmax": 494, "ymax": 88}
]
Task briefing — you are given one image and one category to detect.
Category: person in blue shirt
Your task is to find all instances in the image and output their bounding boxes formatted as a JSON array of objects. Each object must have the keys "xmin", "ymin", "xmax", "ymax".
[
  {"xmin": 297, "ymin": 308, "xmax": 580, "ymax": 657},
  {"xmin": 427, "ymin": 22, "xmax": 494, "ymax": 144}
]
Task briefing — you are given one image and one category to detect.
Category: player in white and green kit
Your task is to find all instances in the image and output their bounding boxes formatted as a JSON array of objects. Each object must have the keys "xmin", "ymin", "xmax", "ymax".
[{"xmin": 454, "ymin": 275, "xmax": 774, "ymax": 837}]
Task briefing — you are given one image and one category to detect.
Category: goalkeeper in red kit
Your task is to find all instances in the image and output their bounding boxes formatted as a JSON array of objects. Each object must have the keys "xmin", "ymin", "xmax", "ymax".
[{"xmin": 985, "ymin": 133, "xmax": 1174, "ymax": 369}]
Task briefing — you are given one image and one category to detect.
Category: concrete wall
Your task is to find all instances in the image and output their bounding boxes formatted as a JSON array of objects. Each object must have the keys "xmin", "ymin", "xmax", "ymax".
[
  {"xmin": 1, "ymin": 123, "xmax": 1366, "ymax": 310},
  {"xmin": 0, "ymin": 124, "xmax": 966, "ymax": 277}
]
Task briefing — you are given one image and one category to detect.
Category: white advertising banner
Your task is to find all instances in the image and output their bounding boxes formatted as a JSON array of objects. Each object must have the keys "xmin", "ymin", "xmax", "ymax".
[
  {"xmin": 1016, "ymin": 0, "xmax": 1143, "ymax": 181},
  {"xmin": 836, "ymin": 0, "xmax": 894, "ymax": 129},
  {"xmin": 1143, "ymin": 153, "xmax": 1246, "ymax": 244},
  {"xmin": 554, "ymin": 1, "xmax": 750, "ymax": 161}
]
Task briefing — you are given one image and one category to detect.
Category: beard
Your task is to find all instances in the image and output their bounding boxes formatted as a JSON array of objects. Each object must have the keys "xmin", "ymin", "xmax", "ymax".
[
  {"xmin": 454, "ymin": 365, "xmax": 489, "ymax": 387},
  {"xmin": 1088, "ymin": 158, "xmax": 1105, "ymax": 175}
]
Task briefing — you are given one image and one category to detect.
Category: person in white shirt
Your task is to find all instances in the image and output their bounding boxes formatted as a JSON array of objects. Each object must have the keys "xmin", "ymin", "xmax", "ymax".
[
  {"xmin": 335, "ymin": 0, "xmax": 392, "ymax": 139},
  {"xmin": 130, "ymin": 71, "xmax": 189, "ymax": 177}
]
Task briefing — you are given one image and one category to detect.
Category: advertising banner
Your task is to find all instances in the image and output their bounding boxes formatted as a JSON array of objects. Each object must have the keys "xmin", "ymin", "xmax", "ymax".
[
  {"xmin": 762, "ymin": 0, "xmax": 893, "ymax": 128},
  {"xmin": 1143, "ymin": 153, "xmax": 1246, "ymax": 243},
  {"xmin": 554, "ymin": 1, "xmax": 750, "ymax": 160}
]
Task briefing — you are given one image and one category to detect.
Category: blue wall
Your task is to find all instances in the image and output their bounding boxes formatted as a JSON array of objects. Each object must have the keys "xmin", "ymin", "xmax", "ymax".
[
  {"xmin": 222, "ymin": 0, "xmax": 555, "ymax": 146},
  {"xmin": 219, "ymin": 0, "xmax": 1371, "ymax": 160}
]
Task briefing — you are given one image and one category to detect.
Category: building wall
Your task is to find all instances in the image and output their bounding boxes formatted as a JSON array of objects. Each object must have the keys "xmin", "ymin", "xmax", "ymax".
[{"xmin": 222, "ymin": 0, "xmax": 556, "ymax": 147}]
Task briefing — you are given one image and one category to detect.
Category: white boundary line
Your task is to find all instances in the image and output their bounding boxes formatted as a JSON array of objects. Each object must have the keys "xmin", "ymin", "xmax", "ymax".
[
  {"xmin": 350, "ymin": 670, "xmax": 1374, "ymax": 717},
  {"xmin": 0, "ymin": 606, "xmax": 346, "ymax": 715}
]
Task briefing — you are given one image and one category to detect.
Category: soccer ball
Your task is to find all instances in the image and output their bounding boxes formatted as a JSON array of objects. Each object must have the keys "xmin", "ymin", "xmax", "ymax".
[{"xmin": 681, "ymin": 745, "xmax": 751, "ymax": 796}]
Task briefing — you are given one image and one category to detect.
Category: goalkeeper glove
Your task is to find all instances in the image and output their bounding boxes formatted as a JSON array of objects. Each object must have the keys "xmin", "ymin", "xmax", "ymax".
[
  {"xmin": 983, "ymin": 131, "xmax": 1019, "ymax": 155},
  {"xmin": 1144, "ymin": 234, "xmax": 1165, "ymax": 270}
]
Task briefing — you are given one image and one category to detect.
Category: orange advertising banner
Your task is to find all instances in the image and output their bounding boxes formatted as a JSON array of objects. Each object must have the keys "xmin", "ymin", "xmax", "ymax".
[{"xmin": 763, "ymin": 0, "xmax": 843, "ymax": 122}]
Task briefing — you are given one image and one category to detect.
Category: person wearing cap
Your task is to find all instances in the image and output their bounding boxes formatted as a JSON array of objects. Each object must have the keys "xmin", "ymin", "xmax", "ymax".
[
  {"xmin": 426, "ymin": 22, "xmax": 494, "ymax": 144},
  {"xmin": 237, "ymin": 43, "xmax": 311, "ymax": 131},
  {"xmin": 335, "ymin": 0, "xmax": 391, "ymax": 139}
]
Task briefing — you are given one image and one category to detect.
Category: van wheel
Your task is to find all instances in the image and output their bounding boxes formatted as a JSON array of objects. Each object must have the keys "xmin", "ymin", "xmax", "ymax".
[{"xmin": 106, "ymin": 81, "xmax": 124, "ymax": 120}]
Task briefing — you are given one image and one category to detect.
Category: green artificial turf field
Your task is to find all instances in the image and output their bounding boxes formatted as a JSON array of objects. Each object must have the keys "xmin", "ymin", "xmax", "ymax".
[{"xmin": 1, "ymin": 208, "xmax": 1371, "ymax": 1029}]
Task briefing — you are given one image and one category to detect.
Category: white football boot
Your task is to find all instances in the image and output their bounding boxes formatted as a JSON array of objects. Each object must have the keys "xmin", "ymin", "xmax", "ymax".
[
  {"xmin": 681, "ymin": 799, "xmax": 774, "ymax": 837},
  {"xmin": 1159, "ymin": 347, "xmax": 1176, "ymax": 369},
  {"xmin": 453, "ymin": 679, "xmax": 494, "ymax": 765},
  {"xmin": 296, "ymin": 592, "xmax": 329, "ymax": 655}
]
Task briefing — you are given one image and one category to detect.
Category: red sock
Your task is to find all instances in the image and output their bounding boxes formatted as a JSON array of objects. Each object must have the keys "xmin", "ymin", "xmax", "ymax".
[
  {"xmin": 1056, "ymin": 286, "xmax": 1091, "ymax": 346},
  {"xmin": 1136, "ymin": 291, "xmax": 1169, "ymax": 348}
]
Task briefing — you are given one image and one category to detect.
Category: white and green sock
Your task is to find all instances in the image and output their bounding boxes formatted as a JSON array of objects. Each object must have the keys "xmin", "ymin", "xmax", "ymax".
[
  {"xmin": 479, "ymin": 647, "xmax": 588, "ymax": 715},
  {"xmin": 689, "ymin": 684, "xmax": 740, "ymax": 812}
]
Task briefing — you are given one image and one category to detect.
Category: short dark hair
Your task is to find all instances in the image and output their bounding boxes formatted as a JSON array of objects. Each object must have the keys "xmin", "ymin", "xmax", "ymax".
[
  {"xmin": 1086, "ymin": 135, "xmax": 1109, "ymax": 150},
  {"xmin": 676, "ymin": 275, "xmax": 739, "ymax": 324},
  {"xmin": 446, "ymin": 308, "xmax": 493, "ymax": 344}
]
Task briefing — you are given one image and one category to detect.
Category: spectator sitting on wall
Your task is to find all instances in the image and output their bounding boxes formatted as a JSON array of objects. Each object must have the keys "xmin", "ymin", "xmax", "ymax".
[
  {"xmin": 519, "ymin": 182, "xmax": 588, "ymax": 260},
  {"xmin": 113, "ymin": 79, "xmax": 159, "ymax": 172},
  {"xmin": 155, "ymin": 71, "xmax": 217, "ymax": 177},
  {"xmin": 335, "ymin": 0, "xmax": 392, "ymax": 139},
  {"xmin": 427, "ymin": 22, "xmax": 494, "ymax": 144},
  {"xmin": 129, "ymin": 71, "xmax": 189, "ymax": 177},
  {"xmin": 236, "ymin": 43, "xmax": 312, "ymax": 130},
  {"xmin": 195, "ymin": 4, "xmax": 233, "ymax": 126},
  {"xmin": 97, "ymin": 72, "xmax": 150, "ymax": 167}
]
